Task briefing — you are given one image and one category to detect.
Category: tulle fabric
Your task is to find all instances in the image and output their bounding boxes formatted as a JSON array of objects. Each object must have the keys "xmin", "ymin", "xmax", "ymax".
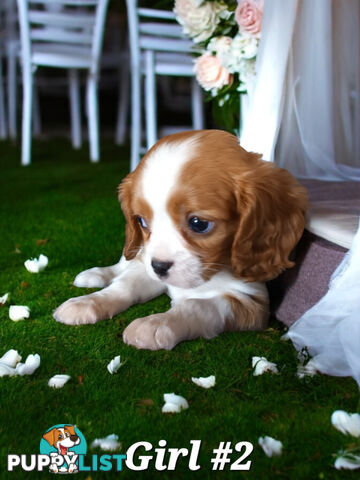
[
  {"xmin": 241, "ymin": 0, "xmax": 360, "ymax": 180},
  {"xmin": 286, "ymin": 220, "xmax": 360, "ymax": 388}
]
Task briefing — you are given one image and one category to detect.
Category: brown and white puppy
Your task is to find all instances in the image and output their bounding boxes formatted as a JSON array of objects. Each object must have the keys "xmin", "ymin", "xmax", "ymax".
[{"xmin": 54, "ymin": 130, "xmax": 308, "ymax": 350}]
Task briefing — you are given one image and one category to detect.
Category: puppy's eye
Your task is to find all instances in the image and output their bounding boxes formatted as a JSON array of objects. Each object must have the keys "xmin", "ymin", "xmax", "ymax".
[
  {"xmin": 136, "ymin": 216, "xmax": 148, "ymax": 229},
  {"xmin": 58, "ymin": 435, "xmax": 63, "ymax": 439},
  {"xmin": 188, "ymin": 216, "xmax": 214, "ymax": 234}
]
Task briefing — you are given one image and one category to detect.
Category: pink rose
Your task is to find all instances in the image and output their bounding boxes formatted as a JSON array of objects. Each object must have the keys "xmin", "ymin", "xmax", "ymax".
[
  {"xmin": 235, "ymin": 0, "xmax": 263, "ymax": 36},
  {"xmin": 194, "ymin": 53, "xmax": 233, "ymax": 92}
]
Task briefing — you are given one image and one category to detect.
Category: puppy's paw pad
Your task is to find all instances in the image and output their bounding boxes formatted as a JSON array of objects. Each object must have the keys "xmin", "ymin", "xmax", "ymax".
[
  {"xmin": 74, "ymin": 268, "xmax": 107, "ymax": 288},
  {"xmin": 53, "ymin": 297, "xmax": 99, "ymax": 325}
]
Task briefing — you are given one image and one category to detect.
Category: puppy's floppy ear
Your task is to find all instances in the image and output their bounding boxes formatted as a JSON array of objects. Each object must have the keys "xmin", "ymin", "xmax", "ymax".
[
  {"xmin": 65, "ymin": 425, "xmax": 76, "ymax": 436},
  {"xmin": 42, "ymin": 428, "xmax": 56, "ymax": 446},
  {"xmin": 118, "ymin": 173, "xmax": 143, "ymax": 260},
  {"xmin": 231, "ymin": 160, "xmax": 308, "ymax": 282}
]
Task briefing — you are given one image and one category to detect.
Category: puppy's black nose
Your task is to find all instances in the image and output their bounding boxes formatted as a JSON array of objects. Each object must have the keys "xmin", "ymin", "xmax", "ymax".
[{"xmin": 151, "ymin": 259, "xmax": 173, "ymax": 277}]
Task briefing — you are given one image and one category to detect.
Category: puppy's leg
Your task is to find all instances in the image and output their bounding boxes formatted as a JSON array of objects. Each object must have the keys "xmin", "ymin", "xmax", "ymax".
[
  {"xmin": 123, "ymin": 294, "xmax": 268, "ymax": 350},
  {"xmin": 54, "ymin": 257, "xmax": 166, "ymax": 325},
  {"xmin": 73, "ymin": 256, "xmax": 130, "ymax": 288}
]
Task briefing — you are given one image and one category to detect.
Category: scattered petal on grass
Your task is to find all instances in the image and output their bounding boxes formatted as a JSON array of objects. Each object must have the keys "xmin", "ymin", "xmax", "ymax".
[
  {"xmin": 0, "ymin": 349, "xmax": 22, "ymax": 368},
  {"xmin": 107, "ymin": 355, "xmax": 123, "ymax": 374},
  {"xmin": 297, "ymin": 360, "xmax": 318, "ymax": 379},
  {"xmin": 9, "ymin": 305, "xmax": 30, "ymax": 321},
  {"xmin": 162, "ymin": 393, "xmax": 189, "ymax": 413},
  {"xmin": 0, "ymin": 352, "xmax": 40, "ymax": 377},
  {"xmin": 252, "ymin": 357, "xmax": 279, "ymax": 376},
  {"xmin": 91, "ymin": 434, "xmax": 121, "ymax": 451},
  {"xmin": 331, "ymin": 411, "xmax": 360, "ymax": 438},
  {"xmin": 0, "ymin": 293, "xmax": 9, "ymax": 305},
  {"xmin": 0, "ymin": 363, "xmax": 16, "ymax": 377},
  {"xmin": 15, "ymin": 354, "xmax": 40, "ymax": 375},
  {"xmin": 48, "ymin": 374, "xmax": 71, "ymax": 389},
  {"xmin": 334, "ymin": 454, "xmax": 360, "ymax": 470},
  {"xmin": 24, "ymin": 254, "xmax": 48, "ymax": 273},
  {"xmin": 191, "ymin": 375, "xmax": 216, "ymax": 389},
  {"xmin": 258, "ymin": 436, "xmax": 283, "ymax": 457}
]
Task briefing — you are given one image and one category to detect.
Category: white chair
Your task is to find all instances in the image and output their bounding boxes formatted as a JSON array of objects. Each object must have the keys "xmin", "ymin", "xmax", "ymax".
[
  {"xmin": 2, "ymin": 0, "xmax": 41, "ymax": 141},
  {"xmin": 16, "ymin": 0, "xmax": 110, "ymax": 166},
  {"xmin": 126, "ymin": 1, "xmax": 204, "ymax": 171},
  {"xmin": 0, "ymin": 1, "xmax": 14, "ymax": 139}
]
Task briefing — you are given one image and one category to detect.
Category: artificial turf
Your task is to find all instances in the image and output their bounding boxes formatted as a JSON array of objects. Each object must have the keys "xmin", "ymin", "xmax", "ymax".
[{"xmin": 0, "ymin": 138, "xmax": 359, "ymax": 479}]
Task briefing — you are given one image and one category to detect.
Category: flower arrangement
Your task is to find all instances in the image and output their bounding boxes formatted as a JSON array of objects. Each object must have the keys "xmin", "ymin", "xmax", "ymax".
[{"xmin": 174, "ymin": 0, "xmax": 263, "ymax": 133}]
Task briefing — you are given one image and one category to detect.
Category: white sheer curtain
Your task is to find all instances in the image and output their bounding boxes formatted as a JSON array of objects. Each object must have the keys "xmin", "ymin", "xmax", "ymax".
[
  {"xmin": 241, "ymin": 0, "xmax": 360, "ymax": 181},
  {"xmin": 286, "ymin": 221, "xmax": 360, "ymax": 388}
]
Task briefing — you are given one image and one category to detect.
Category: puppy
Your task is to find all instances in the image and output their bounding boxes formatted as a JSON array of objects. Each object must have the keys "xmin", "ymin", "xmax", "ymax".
[{"xmin": 54, "ymin": 130, "xmax": 308, "ymax": 350}]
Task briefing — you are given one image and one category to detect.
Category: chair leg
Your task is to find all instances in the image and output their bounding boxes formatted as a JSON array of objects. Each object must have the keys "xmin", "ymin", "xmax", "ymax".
[
  {"xmin": 0, "ymin": 59, "xmax": 7, "ymax": 139},
  {"xmin": 191, "ymin": 78, "xmax": 204, "ymax": 130},
  {"xmin": 21, "ymin": 71, "xmax": 33, "ymax": 166},
  {"xmin": 69, "ymin": 69, "xmax": 82, "ymax": 149},
  {"xmin": 32, "ymin": 81, "xmax": 42, "ymax": 137},
  {"xmin": 115, "ymin": 63, "xmax": 129, "ymax": 145},
  {"xmin": 130, "ymin": 65, "xmax": 141, "ymax": 171},
  {"xmin": 86, "ymin": 74, "xmax": 99, "ymax": 162},
  {"xmin": 145, "ymin": 50, "xmax": 157, "ymax": 150},
  {"xmin": 7, "ymin": 50, "xmax": 17, "ymax": 140}
]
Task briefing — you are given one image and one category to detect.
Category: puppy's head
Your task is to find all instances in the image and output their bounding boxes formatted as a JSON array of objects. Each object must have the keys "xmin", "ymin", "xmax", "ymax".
[
  {"xmin": 119, "ymin": 130, "xmax": 308, "ymax": 287},
  {"xmin": 43, "ymin": 425, "xmax": 80, "ymax": 452}
]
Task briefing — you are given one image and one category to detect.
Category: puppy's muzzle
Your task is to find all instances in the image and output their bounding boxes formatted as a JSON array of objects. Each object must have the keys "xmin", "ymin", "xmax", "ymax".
[{"xmin": 151, "ymin": 259, "xmax": 173, "ymax": 278}]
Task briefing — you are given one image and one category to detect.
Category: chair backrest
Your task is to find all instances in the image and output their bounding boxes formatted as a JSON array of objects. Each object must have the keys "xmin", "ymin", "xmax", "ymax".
[
  {"xmin": 16, "ymin": 0, "xmax": 110, "ymax": 73},
  {"xmin": 126, "ymin": 0, "xmax": 193, "ymax": 70}
]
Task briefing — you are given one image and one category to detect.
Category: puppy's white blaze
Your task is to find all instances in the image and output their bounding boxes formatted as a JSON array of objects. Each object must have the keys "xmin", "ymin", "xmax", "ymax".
[
  {"xmin": 140, "ymin": 136, "xmax": 204, "ymax": 287},
  {"xmin": 141, "ymin": 136, "xmax": 199, "ymax": 212}
]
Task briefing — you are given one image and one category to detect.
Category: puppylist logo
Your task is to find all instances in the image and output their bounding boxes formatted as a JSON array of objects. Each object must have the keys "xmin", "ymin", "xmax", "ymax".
[
  {"xmin": 40, "ymin": 424, "xmax": 86, "ymax": 474},
  {"xmin": 7, "ymin": 424, "xmax": 126, "ymax": 474},
  {"xmin": 7, "ymin": 427, "xmax": 254, "ymax": 473}
]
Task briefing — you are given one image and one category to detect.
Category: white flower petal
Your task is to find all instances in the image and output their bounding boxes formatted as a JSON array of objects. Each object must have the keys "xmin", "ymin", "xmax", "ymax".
[
  {"xmin": 48, "ymin": 374, "xmax": 71, "ymax": 389},
  {"xmin": 91, "ymin": 434, "xmax": 121, "ymax": 451},
  {"xmin": 258, "ymin": 436, "xmax": 283, "ymax": 457},
  {"xmin": 0, "ymin": 362, "xmax": 16, "ymax": 377},
  {"xmin": 9, "ymin": 305, "xmax": 30, "ymax": 321},
  {"xmin": 162, "ymin": 393, "xmax": 189, "ymax": 413},
  {"xmin": 24, "ymin": 254, "xmax": 48, "ymax": 273},
  {"xmin": 162, "ymin": 402, "xmax": 182, "ymax": 413},
  {"xmin": 15, "ymin": 354, "xmax": 40, "ymax": 375},
  {"xmin": 0, "ymin": 293, "xmax": 9, "ymax": 305},
  {"xmin": 252, "ymin": 356, "xmax": 279, "ymax": 376},
  {"xmin": 0, "ymin": 349, "xmax": 22, "ymax": 368},
  {"xmin": 107, "ymin": 355, "xmax": 123, "ymax": 374},
  {"xmin": 334, "ymin": 455, "xmax": 360, "ymax": 470},
  {"xmin": 331, "ymin": 410, "xmax": 360, "ymax": 438},
  {"xmin": 191, "ymin": 375, "xmax": 216, "ymax": 389},
  {"xmin": 296, "ymin": 361, "xmax": 318, "ymax": 379}
]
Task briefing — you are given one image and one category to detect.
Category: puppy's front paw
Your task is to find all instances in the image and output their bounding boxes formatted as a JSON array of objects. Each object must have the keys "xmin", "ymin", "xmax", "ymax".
[
  {"xmin": 73, "ymin": 267, "xmax": 108, "ymax": 288},
  {"xmin": 123, "ymin": 314, "xmax": 177, "ymax": 350},
  {"xmin": 53, "ymin": 296, "xmax": 102, "ymax": 325}
]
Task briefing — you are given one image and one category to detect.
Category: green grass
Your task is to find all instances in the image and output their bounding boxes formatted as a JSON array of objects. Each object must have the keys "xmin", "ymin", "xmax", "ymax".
[{"xmin": 0, "ymin": 139, "xmax": 359, "ymax": 479}]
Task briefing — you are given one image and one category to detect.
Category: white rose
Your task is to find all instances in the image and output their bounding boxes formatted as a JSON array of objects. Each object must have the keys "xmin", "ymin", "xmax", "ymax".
[
  {"xmin": 174, "ymin": 0, "xmax": 226, "ymax": 43},
  {"xmin": 228, "ymin": 34, "xmax": 259, "ymax": 72}
]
